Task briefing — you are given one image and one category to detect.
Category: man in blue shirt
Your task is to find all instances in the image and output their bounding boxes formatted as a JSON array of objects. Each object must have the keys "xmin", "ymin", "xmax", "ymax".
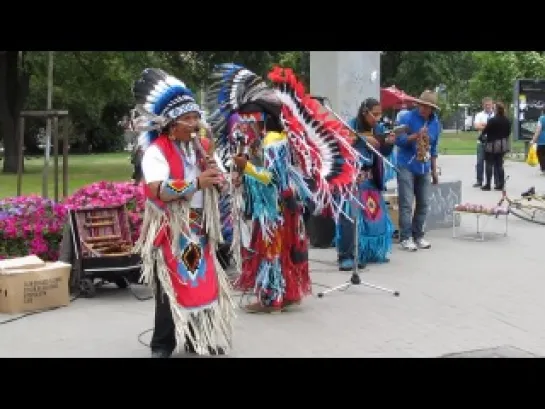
[
  {"xmin": 395, "ymin": 90, "xmax": 441, "ymax": 252},
  {"xmin": 395, "ymin": 103, "xmax": 409, "ymax": 125}
]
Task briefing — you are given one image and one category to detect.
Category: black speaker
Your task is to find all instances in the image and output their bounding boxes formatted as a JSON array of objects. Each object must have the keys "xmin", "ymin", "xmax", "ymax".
[{"xmin": 306, "ymin": 214, "xmax": 336, "ymax": 249}]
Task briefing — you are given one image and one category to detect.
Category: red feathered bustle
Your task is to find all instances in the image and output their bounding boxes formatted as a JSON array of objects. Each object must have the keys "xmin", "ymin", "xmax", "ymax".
[{"xmin": 267, "ymin": 65, "xmax": 361, "ymax": 217}]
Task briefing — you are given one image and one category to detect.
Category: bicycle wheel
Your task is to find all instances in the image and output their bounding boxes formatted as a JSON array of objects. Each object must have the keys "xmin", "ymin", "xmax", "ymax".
[{"xmin": 509, "ymin": 200, "xmax": 545, "ymax": 225}]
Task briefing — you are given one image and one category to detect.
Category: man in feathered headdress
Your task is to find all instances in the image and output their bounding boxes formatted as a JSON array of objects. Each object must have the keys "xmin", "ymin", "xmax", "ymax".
[
  {"xmin": 132, "ymin": 68, "xmax": 235, "ymax": 358},
  {"xmin": 206, "ymin": 64, "xmax": 360, "ymax": 314}
]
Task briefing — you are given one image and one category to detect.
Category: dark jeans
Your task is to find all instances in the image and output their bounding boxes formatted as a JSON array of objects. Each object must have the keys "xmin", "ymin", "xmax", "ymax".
[
  {"xmin": 132, "ymin": 164, "xmax": 143, "ymax": 183},
  {"xmin": 484, "ymin": 153, "xmax": 505, "ymax": 188},
  {"xmin": 476, "ymin": 142, "xmax": 484, "ymax": 183},
  {"xmin": 150, "ymin": 271, "xmax": 195, "ymax": 354},
  {"xmin": 476, "ymin": 142, "xmax": 498, "ymax": 184},
  {"xmin": 397, "ymin": 167, "xmax": 430, "ymax": 242},
  {"xmin": 537, "ymin": 145, "xmax": 545, "ymax": 171}
]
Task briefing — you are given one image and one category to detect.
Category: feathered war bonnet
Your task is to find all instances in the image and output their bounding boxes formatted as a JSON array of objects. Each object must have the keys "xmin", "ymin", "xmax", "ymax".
[
  {"xmin": 205, "ymin": 63, "xmax": 282, "ymax": 153},
  {"xmin": 132, "ymin": 68, "xmax": 202, "ymax": 150}
]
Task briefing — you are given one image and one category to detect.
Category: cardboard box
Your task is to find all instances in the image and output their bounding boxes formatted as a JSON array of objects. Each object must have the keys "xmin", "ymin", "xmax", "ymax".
[
  {"xmin": 0, "ymin": 255, "xmax": 45, "ymax": 271},
  {"xmin": 0, "ymin": 257, "xmax": 71, "ymax": 314},
  {"xmin": 384, "ymin": 193, "xmax": 400, "ymax": 231}
]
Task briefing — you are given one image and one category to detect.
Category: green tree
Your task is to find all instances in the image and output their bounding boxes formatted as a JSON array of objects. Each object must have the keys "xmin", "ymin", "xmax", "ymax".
[
  {"xmin": 24, "ymin": 51, "xmax": 173, "ymax": 153},
  {"xmin": 392, "ymin": 51, "xmax": 445, "ymax": 95},
  {"xmin": 277, "ymin": 51, "xmax": 310, "ymax": 87},
  {"xmin": 468, "ymin": 52, "xmax": 520, "ymax": 105},
  {"xmin": 380, "ymin": 51, "xmax": 404, "ymax": 87},
  {"xmin": 0, "ymin": 51, "xmax": 31, "ymax": 173},
  {"xmin": 514, "ymin": 51, "xmax": 545, "ymax": 78}
]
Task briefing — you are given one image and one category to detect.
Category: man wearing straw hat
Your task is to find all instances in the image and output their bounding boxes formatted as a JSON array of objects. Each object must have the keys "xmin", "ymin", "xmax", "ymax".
[{"xmin": 395, "ymin": 90, "xmax": 441, "ymax": 252}]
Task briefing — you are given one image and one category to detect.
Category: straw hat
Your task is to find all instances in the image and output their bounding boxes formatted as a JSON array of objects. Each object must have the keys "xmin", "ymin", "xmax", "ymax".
[{"xmin": 416, "ymin": 90, "xmax": 440, "ymax": 110}]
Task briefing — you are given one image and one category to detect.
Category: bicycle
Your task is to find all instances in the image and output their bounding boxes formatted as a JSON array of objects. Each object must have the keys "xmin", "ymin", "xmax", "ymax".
[{"xmin": 497, "ymin": 176, "xmax": 545, "ymax": 225}]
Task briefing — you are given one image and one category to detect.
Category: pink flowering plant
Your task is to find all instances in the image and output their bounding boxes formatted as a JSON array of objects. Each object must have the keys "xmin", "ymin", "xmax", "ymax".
[
  {"xmin": 0, "ymin": 195, "xmax": 68, "ymax": 261},
  {"xmin": 63, "ymin": 181, "xmax": 145, "ymax": 243},
  {"xmin": 0, "ymin": 182, "xmax": 145, "ymax": 262}
]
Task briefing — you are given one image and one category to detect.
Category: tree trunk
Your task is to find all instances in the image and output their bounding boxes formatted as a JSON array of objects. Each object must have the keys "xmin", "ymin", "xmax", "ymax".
[{"xmin": 0, "ymin": 51, "xmax": 30, "ymax": 174}]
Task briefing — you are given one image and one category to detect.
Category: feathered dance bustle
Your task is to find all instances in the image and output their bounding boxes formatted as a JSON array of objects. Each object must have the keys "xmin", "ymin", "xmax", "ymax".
[{"xmin": 267, "ymin": 66, "xmax": 360, "ymax": 220}]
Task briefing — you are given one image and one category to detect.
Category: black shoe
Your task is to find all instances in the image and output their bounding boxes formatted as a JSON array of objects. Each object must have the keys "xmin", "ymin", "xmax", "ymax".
[
  {"xmin": 151, "ymin": 349, "xmax": 172, "ymax": 358},
  {"xmin": 494, "ymin": 186, "xmax": 503, "ymax": 191},
  {"xmin": 521, "ymin": 187, "xmax": 535, "ymax": 197},
  {"xmin": 481, "ymin": 185, "xmax": 491, "ymax": 191},
  {"xmin": 207, "ymin": 346, "xmax": 226, "ymax": 356},
  {"xmin": 184, "ymin": 342, "xmax": 197, "ymax": 354},
  {"xmin": 473, "ymin": 183, "xmax": 482, "ymax": 188}
]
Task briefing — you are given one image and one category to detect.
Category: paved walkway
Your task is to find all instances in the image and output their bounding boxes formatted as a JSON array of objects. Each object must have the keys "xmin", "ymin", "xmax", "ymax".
[{"xmin": 1, "ymin": 156, "xmax": 544, "ymax": 357}]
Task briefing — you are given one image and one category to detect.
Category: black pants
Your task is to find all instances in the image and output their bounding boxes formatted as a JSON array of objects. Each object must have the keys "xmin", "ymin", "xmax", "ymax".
[
  {"xmin": 484, "ymin": 152, "xmax": 504, "ymax": 188},
  {"xmin": 132, "ymin": 163, "xmax": 143, "ymax": 183},
  {"xmin": 537, "ymin": 145, "xmax": 545, "ymax": 171},
  {"xmin": 150, "ymin": 272, "xmax": 195, "ymax": 353}
]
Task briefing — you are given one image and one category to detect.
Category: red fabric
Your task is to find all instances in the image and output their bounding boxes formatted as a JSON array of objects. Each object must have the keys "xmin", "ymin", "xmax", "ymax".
[
  {"xmin": 143, "ymin": 135, "xmax": 185, "ymax": 207},
  {"xmin": 153, "ymin": 226, "xmax": 219, "ymax": 309},
  {"xmin": 200, "ymin": 137, "xmax": 212, "ymax": 153},
  {"xmin": 144, "ymin": 134, "xmax": 220, "ymax": 310},
  {"xmin": 236, "ymin": 202, "xmax": 311, "ymax": 303},
  {"xmin": 268, "ymin": 66, "xmax": 358, "ymax": 195},
  {"xmin": 360, "ymin": 189, "xmax": 383, "ymax": 221},
  {"xmin": 238, "ymin": 222, "xmax": 265, "ymax": 291},
  {"xmin": 281, "ymin": 201, "xmax": 311, "ymax": 302},
  {"xmin": 237, "ymin": 220, "xmax": 281, "ymax": 291},
  {"xmin": 196, "ymin": 136, "xmax": 214, "ymax": 171},
  {"xmin": 380, "ymin": 86, "xmax": 418, "ymax": 111}
]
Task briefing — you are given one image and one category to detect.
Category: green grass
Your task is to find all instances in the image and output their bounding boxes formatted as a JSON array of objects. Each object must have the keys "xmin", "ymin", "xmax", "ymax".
[
  {"xmin": 439, "ymin": 131, "xmax": 525, "ymax": 155},
  {"xmin": 0, "ymin": 134, "xmax": 530, "ymax": 199},
  {"xmin": 0, "ymin": 152, "xmax": 132, "ymax": 199}
]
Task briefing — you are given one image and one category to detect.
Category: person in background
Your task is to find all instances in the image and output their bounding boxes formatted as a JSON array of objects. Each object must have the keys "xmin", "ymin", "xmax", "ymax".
[
  {"xmin": 473, "ymin": 97, "xmax": 495, "ymax": 188},
  {"xmin": 381, "ymin": 115, "xmax": 392, "ymax": 130},
  {"xmin": 130, "ymin": 145, "xmax": 143, "ymax": 184},
  {"xmin": 531, "ymin": 109, "xmax": 545, "ymax": 174},
  {"xmin": 336, "ymin": 97, "xmax": 395, "ymax": 271},
  {"xmin": 395, "ymin": 90, "xmax": 441, "ymax": 252},
  {"xmin": 481, "ymin": 102, "xmax": 510, "ymax": 190},
  {"xmin": 118, "ymin": 114, "xmax": 143, "ymax": 184}
]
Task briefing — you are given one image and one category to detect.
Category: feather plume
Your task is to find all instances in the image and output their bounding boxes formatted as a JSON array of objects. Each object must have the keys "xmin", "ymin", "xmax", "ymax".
[
  {"xmin": 205, "ymin": 63, "xmax": 277, "ymax": 154},
  {"xmin": 267, "ymin": 66, "xmax": 360, "ymax": 220},
  {"xmin": 132, "ymin": 68, "xmax": 197, "ymax": 150}
]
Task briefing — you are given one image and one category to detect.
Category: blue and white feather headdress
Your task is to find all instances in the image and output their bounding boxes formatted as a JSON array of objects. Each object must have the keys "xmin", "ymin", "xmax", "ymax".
[{"xmin": 132, "ymin": 68, "xmax": 202, "ymax": 150}]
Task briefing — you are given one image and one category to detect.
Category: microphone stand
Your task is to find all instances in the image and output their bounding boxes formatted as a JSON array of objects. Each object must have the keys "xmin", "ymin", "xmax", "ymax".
[{"xmin": 317, "ymin": 181, "xmax": 400, "ymax": 298}]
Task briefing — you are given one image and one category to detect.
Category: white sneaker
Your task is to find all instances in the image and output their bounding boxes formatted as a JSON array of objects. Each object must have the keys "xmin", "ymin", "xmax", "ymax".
[
  {"xmin": 415, "ymin": 238, "xmax": 431, "ymax": 249},
  {"xmin": 400, "ymin": 238, "xmax": 417, "ymax": 252}
]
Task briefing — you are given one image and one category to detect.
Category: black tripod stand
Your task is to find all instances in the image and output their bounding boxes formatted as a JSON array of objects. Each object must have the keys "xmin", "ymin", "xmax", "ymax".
[{"xmin": 317, "ymin": 192, "xmax": 400, "ymax": 298}]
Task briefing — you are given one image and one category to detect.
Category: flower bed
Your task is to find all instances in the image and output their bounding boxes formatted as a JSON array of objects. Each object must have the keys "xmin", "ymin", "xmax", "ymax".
[
  {"xmin": 0, "ymin": 196, "xmax": 68, "ymax": 261},
  {"xmin": 0, "ymin": 182, "xmax": 145, "ymax": 262}
]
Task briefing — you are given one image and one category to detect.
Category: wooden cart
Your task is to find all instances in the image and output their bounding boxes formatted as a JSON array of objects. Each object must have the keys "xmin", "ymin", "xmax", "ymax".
[{"xmin": 68, "ymin": 204, "xmax": 142, "ymax": 298}]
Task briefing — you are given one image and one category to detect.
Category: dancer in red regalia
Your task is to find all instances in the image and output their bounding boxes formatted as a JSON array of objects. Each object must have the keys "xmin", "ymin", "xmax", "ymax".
[{"xmin": 206, "ymin": 64, "xmax": 361, "ymax": 313}]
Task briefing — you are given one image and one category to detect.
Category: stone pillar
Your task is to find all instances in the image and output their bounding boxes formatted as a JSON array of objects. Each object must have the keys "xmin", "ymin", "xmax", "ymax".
[{"xmin": 310, "ymin": 51, "xmax": 381, "ymax": 121}]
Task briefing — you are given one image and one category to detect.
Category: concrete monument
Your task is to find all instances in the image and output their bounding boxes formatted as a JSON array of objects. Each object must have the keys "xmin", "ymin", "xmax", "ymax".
[{"xmin": 310, "ymin": 51, "xmax": 381, "ymax": 120}]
